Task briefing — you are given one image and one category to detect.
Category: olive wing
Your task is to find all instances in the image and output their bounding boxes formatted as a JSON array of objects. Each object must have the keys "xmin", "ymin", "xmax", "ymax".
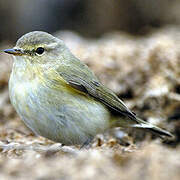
[{"xmin": 57, "ymin": 66, "xmax": 137, "ymax": 121}]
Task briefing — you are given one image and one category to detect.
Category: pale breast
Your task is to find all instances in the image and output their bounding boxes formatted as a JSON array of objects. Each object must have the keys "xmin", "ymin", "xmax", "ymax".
[{"xmin": 9, "ymin": 67, "xmax": 110, "ymax": 145}]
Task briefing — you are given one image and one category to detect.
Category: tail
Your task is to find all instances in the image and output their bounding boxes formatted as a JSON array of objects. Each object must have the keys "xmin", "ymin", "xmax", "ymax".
[{"xmin": 130, "ymin": 117, "xmax": 174, "ymax": 139}]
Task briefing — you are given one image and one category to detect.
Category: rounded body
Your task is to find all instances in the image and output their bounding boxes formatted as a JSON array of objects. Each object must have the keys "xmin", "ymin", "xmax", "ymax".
[
  {"xmin": 9, "ymin": 60, "xmax": 110, "ymax": 145},
  {"xmin": 5, "ymin": 31, "xmax": 173, "ymax": 144}
]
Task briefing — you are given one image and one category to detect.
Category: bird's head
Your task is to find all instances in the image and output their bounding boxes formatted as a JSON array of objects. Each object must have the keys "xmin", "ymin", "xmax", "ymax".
[{"xmin": 4, "ymin": 31, "xmax": 68, "ymax": 65}]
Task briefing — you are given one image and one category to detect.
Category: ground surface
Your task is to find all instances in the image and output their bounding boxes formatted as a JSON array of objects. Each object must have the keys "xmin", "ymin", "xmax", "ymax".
[{"xmin": 0, "ymin": 26, "xmax": 179, "ymax": 180}]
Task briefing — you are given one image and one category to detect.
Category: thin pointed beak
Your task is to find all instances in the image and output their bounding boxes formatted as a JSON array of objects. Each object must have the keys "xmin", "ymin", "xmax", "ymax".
[{"xmin": 3, "ymin": 48, "xmax": 24, "ymax": 56}]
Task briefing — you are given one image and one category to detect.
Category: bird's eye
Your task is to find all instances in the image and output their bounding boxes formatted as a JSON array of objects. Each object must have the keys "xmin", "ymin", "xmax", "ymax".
[{"xmin": 35, "ymin": 47, "xmax": 44, "ymax": 55}]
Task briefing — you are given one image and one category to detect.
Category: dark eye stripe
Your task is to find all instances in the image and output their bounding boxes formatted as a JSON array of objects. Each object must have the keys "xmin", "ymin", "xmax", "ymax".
[{"xmin": 24, "ymin": 50, "xmax": 34, "ymax": 56}]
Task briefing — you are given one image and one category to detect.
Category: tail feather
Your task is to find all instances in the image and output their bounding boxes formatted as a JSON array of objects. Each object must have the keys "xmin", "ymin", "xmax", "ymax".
[{"xmin": 131, "ymin": 117, "xmax": 174, "ymax": 139}]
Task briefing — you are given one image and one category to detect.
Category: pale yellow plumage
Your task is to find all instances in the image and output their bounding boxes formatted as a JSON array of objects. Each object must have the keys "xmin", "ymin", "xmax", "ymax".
[{"xmin": 4, "ymin": 31, "xmax": 173, "ymax": 145}]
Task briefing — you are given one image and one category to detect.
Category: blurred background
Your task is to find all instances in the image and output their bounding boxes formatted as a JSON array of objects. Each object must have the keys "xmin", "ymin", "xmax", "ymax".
[
  {"xmin": 1, "ymin": 0, "xmax": 180, "ymax": 41},
  {"xmin": 0, "ymin": 1, "xmax": 180, "ymax": 179}
]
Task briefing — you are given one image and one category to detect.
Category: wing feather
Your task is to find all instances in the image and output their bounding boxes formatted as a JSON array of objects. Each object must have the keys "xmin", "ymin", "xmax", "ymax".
[
  {"xmin": 57, "ymin": 65, "xmax": 137, "ymax": 121},
  {"xmin": 54, "ymin": 58, "xmax": 173, "ymax": 138}
]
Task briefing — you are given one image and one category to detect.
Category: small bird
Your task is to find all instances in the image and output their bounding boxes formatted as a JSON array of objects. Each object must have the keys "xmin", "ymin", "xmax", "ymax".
[{"xmin": 4, "ymin": 31, "xmax": 173, "ymax": 145}]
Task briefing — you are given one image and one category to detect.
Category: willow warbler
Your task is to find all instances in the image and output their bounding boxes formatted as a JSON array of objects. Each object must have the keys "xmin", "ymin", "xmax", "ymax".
[{"xmin": 4, "ymin": 31, "xmax": 173, "ymax": 145}]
